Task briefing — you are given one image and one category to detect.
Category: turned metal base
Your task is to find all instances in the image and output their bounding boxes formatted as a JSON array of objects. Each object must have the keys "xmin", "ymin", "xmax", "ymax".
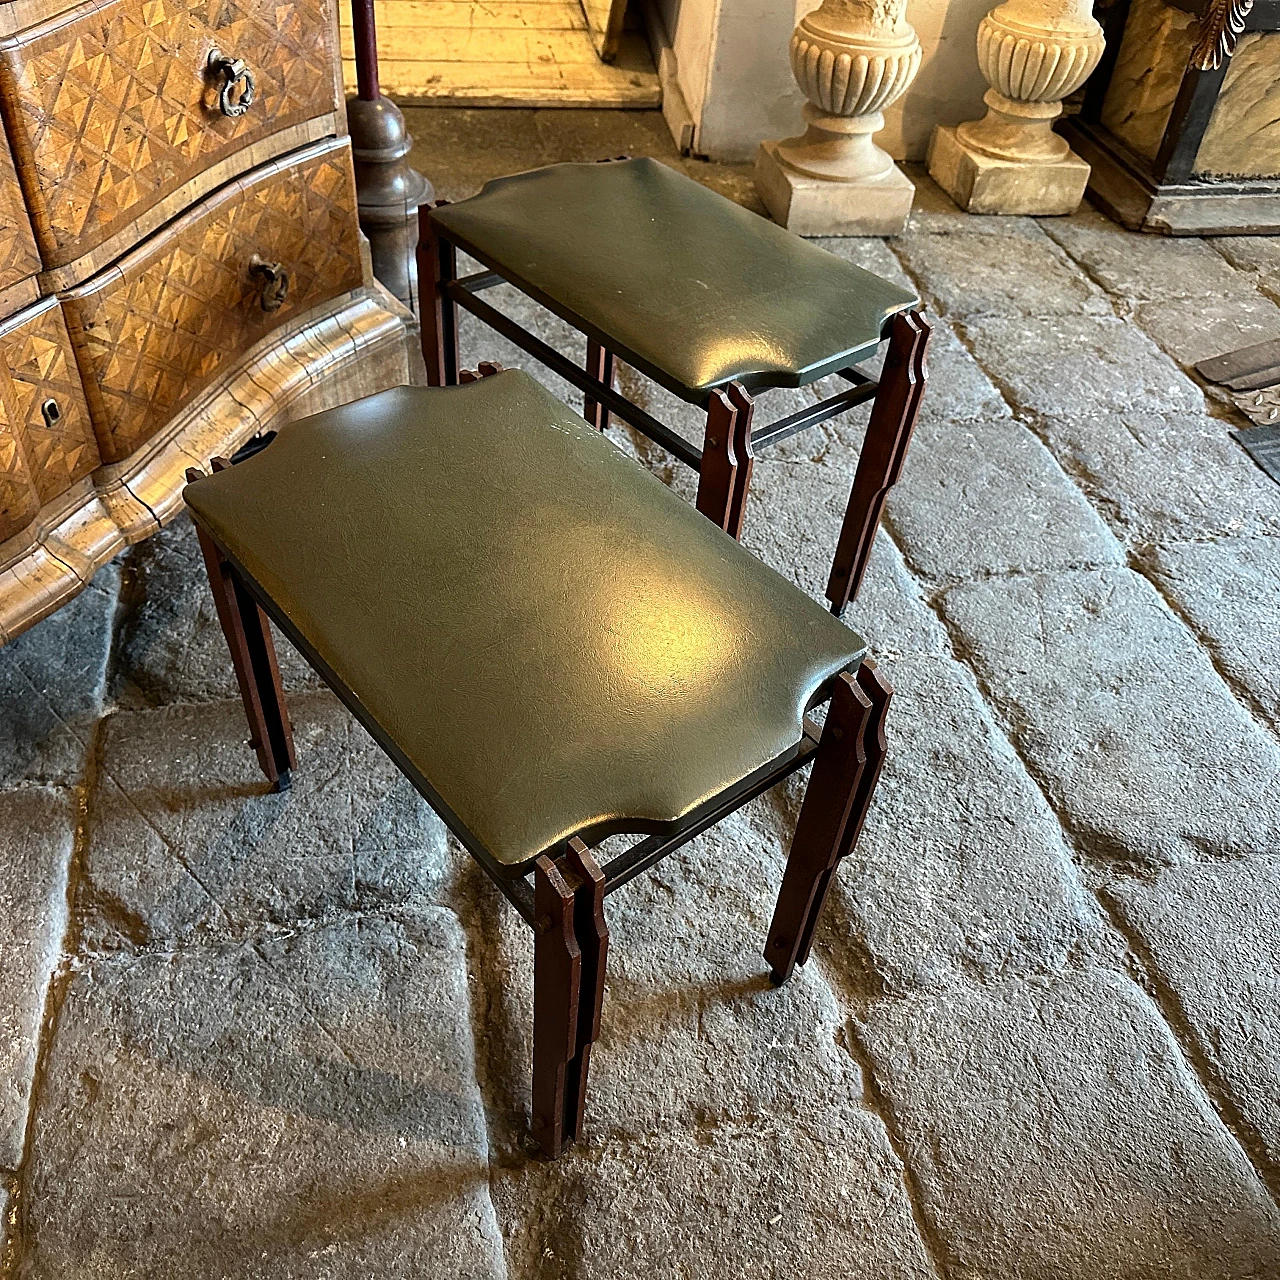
[{"xmin": 347, "ymin": 95, "xmax": 432, "ymax": 309}]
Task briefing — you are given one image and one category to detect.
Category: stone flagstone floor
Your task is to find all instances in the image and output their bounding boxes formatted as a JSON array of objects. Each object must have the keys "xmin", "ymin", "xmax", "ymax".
[{"xmin": 2, "ymin": 109, "xmax": 1280, "ymax": 1277}]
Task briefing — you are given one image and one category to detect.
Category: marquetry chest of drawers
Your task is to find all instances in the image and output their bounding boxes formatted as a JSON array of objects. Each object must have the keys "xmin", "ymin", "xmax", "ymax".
[{"xmin": 0, "ymin": 0, "xmax": 413, "ymax": 642}]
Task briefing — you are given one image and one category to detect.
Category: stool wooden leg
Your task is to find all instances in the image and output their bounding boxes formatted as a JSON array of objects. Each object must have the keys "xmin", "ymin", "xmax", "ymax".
[
  {"xmin": 695, "ymin": 388, "xmax": 740, "ymax": 533},
  {"xmin": 764, "ymin": 662, "xmax": 892, "ymax": 985},
  {"xmin": 532, "ymin": 854, "xmax": 582, "ymax": 1159},
  {"xmin": 562, "ymin": 839, "xmax": 608, "ymax": 1144},
  {"xmin": 789, "ymin": 662, "xmax": 891, "ymax": 972},
  {"xmin": 188, "ymin": 465, "xmax": 297, "ymax": 793},
  {"xmin": 724, "ymin": 383, "xmax": 755, "ymax": 541},
  {"xmin": 417, "ymin": 205, "xmax": 459, "ymax": 387},
  {"xmin": 826, "ymin": 310, "xmax": 931, "ymax": 616},
  {"xmin": 583, "ymin": 340, "xmax": 615, "ymax": 431}
]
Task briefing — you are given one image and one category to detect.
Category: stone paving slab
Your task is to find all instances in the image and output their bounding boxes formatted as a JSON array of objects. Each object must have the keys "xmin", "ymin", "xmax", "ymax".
[
  {"xmin": 494, "ymin": 1121, "xmax": 934, "ymax": 1280},
  {"xmin": 856, "ymin": 967, "xmax": 1280, "ymax": 1280},
  {"xmin": 1104, "ymin": 859, "xmax": 1280, "ymax": 1176},
  {"xmin": 894, "ymin": 229, "xmax": 1111, "ymax": 319},
  {"xmin": 902, "ymin": 168, "xmax": 1042, "ymax": 238},
  {"xmin": 14, "ymin": 907, "xmax": 504, "ymax": 1278},
  {"xmin": 1141, "ymin": 535, "xmax": 1280, "ymax": 731},
  {"xmin": 0, "ymin": 564, "xmax": 118, "ymax": 788},
  {"xmin": 1035, "ymin": 410, "xmax": 1280, "ymax": 546},
  {"xmin": 812, "ymin": 235, "xmax": 917, "ymax": 293},
  {"xmin": 456, "ymin": 806, "xmax": 937, "ymax": 1278},
  {"xmin": 940, "ymin": 567, "xmax": 1280, "ymax": 869},
  {"xmin": 1209, "ymin": 236, "xmax": 1280, "ymax": 298},
  {"xmin": 80, "ymin": 694, "xmax": 448, "ymax": 949},
  {"xmin": 901, "ymin": 320, "xmax": 1009, "ymax": 429},
  {"xmin": 809, "ymin": 654, "xmax": 1107, "ymax": 993},
  {"xmin": 1133, "ymin": 294, "xmax": 1280, "ymax": 371},
  {"xmin": 0, "ymin": 788, "xmax": 73, "ymax": 1170},
  {"xmin": 732, "ymin": 416, "xmax": 949, "ymax": 656},
  {"xmin": 960, "ymin": 315, "xmax": 1205, "ymax": 421},
  {"xmin": 1045, "ymin": 209, "xmax": 1261, "ymax": 302},
  {"xmin": 115, "ymin": 515, "xmax": 323, "ymax": 707},
  {"xmin": 885, "ymin": 410, "xmax": 1122, "ymax": 584}
]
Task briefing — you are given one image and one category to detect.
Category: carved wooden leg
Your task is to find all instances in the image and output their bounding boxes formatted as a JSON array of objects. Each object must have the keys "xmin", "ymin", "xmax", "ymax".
[
  {"xmin": 724, "ymin": 383, "xmax": 755, "ymax": 541},
  {"xmin": 764, "ymin": 663, "xmax": 889, "ymax": 985},
  {"xmin": 583, "ymin": 339, "xmax": 616, "ymax": 431},
  {"xmin": 417, "ymin": 205, "xmax": 459, "ymax": 387},
  {"xmin": 789, "ymin": 661, "xmax": 891, "ymax": 971},
  {"xmin": 187, "ymin": 465, "xmax": 297, "ymax": 793},
  {"xmin": 695, "ymin": 388, "xmax": 740, "ymax": 532},
  {"xmin": 561, "ymin": 839, "xmax": 608, "ymax": 1144},
  {"xmin": 827, "ymin": 309, "xmax": 931, "ymax": 615},
  {"xmin": 531, "ymin": 854, "xmax": 582, "ymax": 1159}
]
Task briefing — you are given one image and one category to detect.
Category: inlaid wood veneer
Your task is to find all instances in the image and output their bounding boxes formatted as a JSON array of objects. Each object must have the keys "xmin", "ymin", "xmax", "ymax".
[
  {"xmin": 0, "ymin": 296, "xmax": 97, "ymax": 541},
  {"xmin": 0, "ymin": 0, "xmax": 340, "ymax": 270},
  {"xmin": 0, "ymin": 121, "xmax": 36, "ymax": 295},
  {"xmin": 62, "ymin": 137, "xmax": 363, "ymax": 464}
]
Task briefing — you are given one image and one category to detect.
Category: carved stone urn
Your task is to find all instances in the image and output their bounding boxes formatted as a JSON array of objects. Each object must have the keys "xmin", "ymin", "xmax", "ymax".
[
  {"xmin": 927, "ymin": 0, "xmax": 1105, "ymax": 214},
  {"xmin": 756, "ymin": 0, "xmax": 922, "ymax": 236}
]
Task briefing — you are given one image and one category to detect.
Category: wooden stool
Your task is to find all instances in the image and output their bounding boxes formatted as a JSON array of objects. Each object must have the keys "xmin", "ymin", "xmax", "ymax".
[
  {"xmin": 184, "ymin": 368, "xmax": 892, "ymax": 1158},
  {"xmin": 421, "ymin": 157, "xmax": 931, "ymax": 614}
]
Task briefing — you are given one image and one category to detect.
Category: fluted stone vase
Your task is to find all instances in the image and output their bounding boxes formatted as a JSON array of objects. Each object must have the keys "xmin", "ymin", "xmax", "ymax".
[
  {"xmin": 928, "ymin": 0, "xmax": 1105, "ymax": 214},
  {"xmin": 756, "ymin": 0, "xmax": 922, "ymax": 235}
]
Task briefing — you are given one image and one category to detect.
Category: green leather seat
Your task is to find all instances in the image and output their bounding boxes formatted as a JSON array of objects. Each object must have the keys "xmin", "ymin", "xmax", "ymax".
[
  {"xmin": 429, "ymin": 158, "xmax": 919, "ymax": 404},
  {"xmin": 183, "ymin": 371, "xmax": 864, "ymax": 874}
]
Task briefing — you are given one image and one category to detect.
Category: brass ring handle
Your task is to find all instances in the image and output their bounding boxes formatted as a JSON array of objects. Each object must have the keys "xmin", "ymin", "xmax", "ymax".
[
  {"xmin": 207, "ymin": 48, "xmax": 256, "ymax": 118},
  {"xmin": 249, "ymin": 256, "xmax": 290, "ymax": 312}
]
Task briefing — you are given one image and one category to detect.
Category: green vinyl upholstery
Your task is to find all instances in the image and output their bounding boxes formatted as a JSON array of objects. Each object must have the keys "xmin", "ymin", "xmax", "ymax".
[
  {"xmin": 429, "ymin": 158, "xmax": 919, "ymax": 404},
  {"xmin": 183, "ymin": 371, "xmax": 865, "ymax": 872}
]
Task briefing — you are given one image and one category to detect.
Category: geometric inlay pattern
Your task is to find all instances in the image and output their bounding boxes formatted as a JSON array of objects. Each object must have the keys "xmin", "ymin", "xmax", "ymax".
[
  {"xmin": 0, "ymin": 299, "xmax": 99, "ymax": 540},
  {"xmin": 63, "ymin": 137, "xmax": 362, "ymax": 463},
  {"xmin": 0, "ymin": 128, "xmax": 40, "ymax": 292},
  {"xmin": 3, "ymin": 300, "xmax": 100, "ymax": 503},
  {"xmin": 0, "ymin": 0, "xmax": 338, "ymax": 268},
  {"xmin": 0, "ymin": 376, "xmax": 40, "ymax": 543}
]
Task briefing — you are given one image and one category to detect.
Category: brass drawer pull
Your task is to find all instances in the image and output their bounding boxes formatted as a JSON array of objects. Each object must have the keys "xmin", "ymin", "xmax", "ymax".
[
  {"xmin": 207, "ymin": 48, "xmax": 256, "ymax": 118},
  {"xmin": 249, "ymin": 256, "xmax": 290, "ymax": 311}
]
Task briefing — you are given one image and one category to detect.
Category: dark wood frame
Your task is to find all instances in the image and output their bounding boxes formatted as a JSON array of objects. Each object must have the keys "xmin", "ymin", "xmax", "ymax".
[
  {"xmin": 1061, "ymin": 0, "xmax": 1280, "ymax": 235},
  {"xmin": 185, "ymin": 387, "xmax": 893, "ymax": 1157},
  {"xmin": 417, "ymin": 202, "xmax": 930, "ymax": 615}
]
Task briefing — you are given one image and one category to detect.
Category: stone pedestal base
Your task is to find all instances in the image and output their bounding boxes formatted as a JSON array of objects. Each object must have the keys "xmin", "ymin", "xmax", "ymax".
[
  {"xmin": 756, "ymin": 140, "xmax": 915, "ymax": 236},
  {"xmin": 927, "ymin": 124, "xmax": 1090, "ymax": 216}
]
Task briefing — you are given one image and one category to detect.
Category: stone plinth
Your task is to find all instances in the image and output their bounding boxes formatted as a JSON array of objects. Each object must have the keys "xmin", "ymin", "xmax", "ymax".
[
  {"xmin": 928, "ymin": 121, "xmax": 1091, "ymax": 216},
  {"xmin": 756, "ymin": 139, "xmax": 916, "ymax": 236}
]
